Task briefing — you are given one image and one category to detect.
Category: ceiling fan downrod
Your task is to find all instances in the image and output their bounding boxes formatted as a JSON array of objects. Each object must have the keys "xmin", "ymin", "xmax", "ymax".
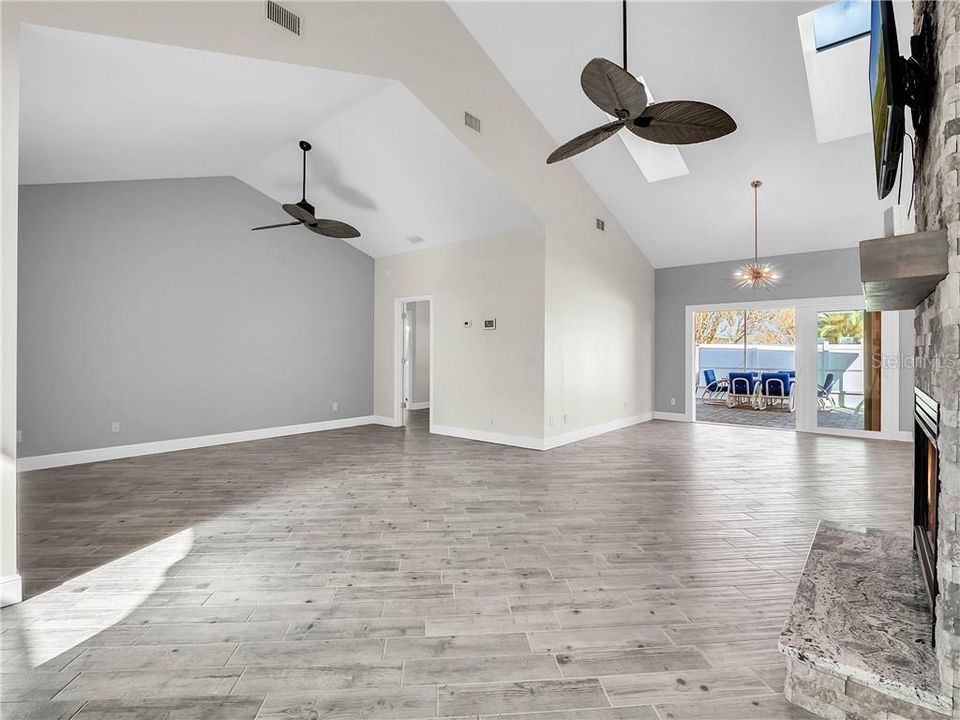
[
  {"xmin": 622, "ymin": 0, "xmax": 628, "ymax": 74},
  {"xmin": 299, "ymin": 139, "xmax": 311, "ymax": 202}
]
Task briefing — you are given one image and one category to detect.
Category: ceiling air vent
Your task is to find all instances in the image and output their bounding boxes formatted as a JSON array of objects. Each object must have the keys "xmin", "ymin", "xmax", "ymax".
[
  {"xmin": 407, "ymin": 236, "xmax": 425, "ymax": 245},
  {"xmin": 464, "ymin": 112, "xmax": 481, "ymax": 133},
  {"xmin": 596, "ymin": 218, "xmax": 605, "ymax": 231},
  {"xmin": 266, "ymin": 1, "xmax": 301, "ymax": 35}
]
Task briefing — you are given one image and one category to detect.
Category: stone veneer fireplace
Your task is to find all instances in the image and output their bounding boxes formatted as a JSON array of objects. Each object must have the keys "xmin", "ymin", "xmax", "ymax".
[
  {"xmin": 779, "ymin": 3, "xmax": 960, "ymax": 718},
  {"xmin": 913, "ymin": 0, "xmax": 960, "ymax": 707}
]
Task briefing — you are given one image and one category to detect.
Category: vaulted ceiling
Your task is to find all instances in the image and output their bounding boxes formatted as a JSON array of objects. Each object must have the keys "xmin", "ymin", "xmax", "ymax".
[
  {"xmin": 20, "ymin": 2, "xmax": 915, "ymax": 268},
  {"xmin": 18, "ymin": 24, "xmax": 538, "ymax": 258},
  {"xmin": 450, "ymin": 1, "xmax": 913, "ymax": 267}
]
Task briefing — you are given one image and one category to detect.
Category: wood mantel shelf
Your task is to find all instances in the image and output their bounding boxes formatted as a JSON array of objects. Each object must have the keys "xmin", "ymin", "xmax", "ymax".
[{"xmin": 860, "ymin": 229, "xmax": 948, "ymax": 310}]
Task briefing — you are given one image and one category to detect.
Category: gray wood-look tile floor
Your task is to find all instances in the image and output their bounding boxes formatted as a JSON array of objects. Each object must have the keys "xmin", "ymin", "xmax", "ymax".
[{"xmin": 2, "ymin": 410, "xmax": 912, "ymax": 719}]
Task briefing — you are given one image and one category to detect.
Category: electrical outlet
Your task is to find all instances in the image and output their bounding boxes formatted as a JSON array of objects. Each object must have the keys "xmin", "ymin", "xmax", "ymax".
[
  {"xmin": 111, "ymin": 421, "xmax": 121, "ymax": 433},
  {"xmin": 670, "ymin": 398, "xmax": 676, "ymax": 406},
  {"xmin": 332, "ymin": 401, "xmax": 339, "ymax": 411}
]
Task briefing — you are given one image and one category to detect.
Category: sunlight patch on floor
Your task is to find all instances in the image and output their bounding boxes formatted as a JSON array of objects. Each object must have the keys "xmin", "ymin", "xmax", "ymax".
[{"xmin": 2, "ymin": 528, "xmax": 194, "ymax": 668}]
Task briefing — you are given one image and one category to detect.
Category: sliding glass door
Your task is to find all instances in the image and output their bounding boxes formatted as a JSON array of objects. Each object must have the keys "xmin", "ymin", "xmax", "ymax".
[
  {"xmin": 815, "ymin": 310, "xmax": 882, "ymax": 433},
  {"xmin": 688, "ymin": 297, "xmax": 904, "ymax": 439},
  {"xmin": 692, "ymin": 307, "xmax": 796, "ymax": 430}
]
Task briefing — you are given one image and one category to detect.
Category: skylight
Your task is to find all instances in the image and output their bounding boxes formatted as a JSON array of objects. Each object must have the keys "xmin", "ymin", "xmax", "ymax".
[
  {"xmin": 798, "ymin": 6, "xmax": 872, "ymax": 143},
  {"xmin": 813, "ymin": 0, "xmax": 871, "ymax": 51},
  {"xmin": 611, "ymin": 77, "xmax": 689, "ymax": 183}
]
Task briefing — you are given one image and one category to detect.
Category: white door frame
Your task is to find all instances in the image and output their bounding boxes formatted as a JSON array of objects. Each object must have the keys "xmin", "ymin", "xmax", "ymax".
[
  {"xmin": 393, "ymin": 295, "xmax": 434, "ymax": 431},
  {"xmin": 684, "ymin": 295, "xmax": 908, "ymax": 441}
]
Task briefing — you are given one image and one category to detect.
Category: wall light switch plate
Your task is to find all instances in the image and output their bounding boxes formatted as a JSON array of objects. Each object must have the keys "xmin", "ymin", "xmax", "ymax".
[
  {"xmin": 483, "ymin": 319, "xmax": 497, "ymax": 330},
  {"xmin": 16, "ymin": 430, "xmax": 22, "ymax": 443},
  {"xmin": 111, "ymin": 421, "xmax": 121, "ymax": 433}
]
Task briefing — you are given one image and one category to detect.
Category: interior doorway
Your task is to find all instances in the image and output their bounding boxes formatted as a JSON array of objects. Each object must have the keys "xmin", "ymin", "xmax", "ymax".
[{"xmin": 395, "ymin": 296, "xmax": 433, "ymax": 428}]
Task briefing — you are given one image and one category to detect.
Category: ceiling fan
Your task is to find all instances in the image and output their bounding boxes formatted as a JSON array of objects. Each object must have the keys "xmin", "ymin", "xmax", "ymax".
[
  {"xmin": 251, "ymin": 140, "xmax": 360, "ymax": 239},
  {"xmin": 547, "ymin": 1, "xmax": 736, "ymax": 164}
]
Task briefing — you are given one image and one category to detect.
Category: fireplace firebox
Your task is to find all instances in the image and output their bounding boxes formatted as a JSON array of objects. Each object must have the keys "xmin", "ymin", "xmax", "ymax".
[{"xmin": 913, "ymin": 386, "xmax": 940, "ymax": 626}]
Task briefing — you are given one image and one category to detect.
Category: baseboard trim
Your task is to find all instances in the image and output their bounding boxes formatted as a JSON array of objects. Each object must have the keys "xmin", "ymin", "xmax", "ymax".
[
  {"xmin": 0, "ymin": 574, "xmax": 22, "ymax": 607},
  {"xmin": 800, "ymin": 427, "xmax": 914, "ymax": 443},
  {"xmin": 430, "ymin": 424, "xmax": 545, "ymax": 451},
  {"xmin": 543, "ymin": 413, "xmax": 653, "ymax": 450},
  {"xmin": 18, "ymin": 415, "xmax": 379, "ymax": 471},
  {"xmin": 408, "ymin": 402, "xmax": 430, "ymax": 410},
  {"xmin": 433, "ymin": 413, "xmax": 654, "ymax": 452},
  {"xmin": 372, "ymin": 415, "xmax": 402, "ymax": 427},
  {"xmin": 653, "ymin": 411, "xmax": 690, "ymax": 422}
]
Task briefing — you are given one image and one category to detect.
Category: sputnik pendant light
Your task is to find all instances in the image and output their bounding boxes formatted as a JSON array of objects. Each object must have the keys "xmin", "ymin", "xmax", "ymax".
[{"xmin": 734, "ymin": 180, "xmax": 780, "ymax": 289}]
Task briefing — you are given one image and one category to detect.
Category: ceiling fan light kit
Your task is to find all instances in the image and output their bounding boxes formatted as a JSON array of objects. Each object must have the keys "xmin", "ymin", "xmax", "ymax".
[
  {"xmin": 251, "ymin": 139, "xmax": 361, "ymax": 239},
  {"xmin": 546, "ymin": 0, "xmax": 736, "ymax": 165},
  {"xmin": 734, "ymin": 180, "xmax": 780, "ymax": 290}
]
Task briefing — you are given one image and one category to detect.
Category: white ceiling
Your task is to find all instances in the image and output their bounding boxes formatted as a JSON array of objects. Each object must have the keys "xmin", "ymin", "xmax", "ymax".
[
  {"xmin": 19, "ymin": 24, "xmax": 538, "ymax": 258},
  {"xmin": 451, "ymin": 1, "xmax": 909, "ymax": 268}
]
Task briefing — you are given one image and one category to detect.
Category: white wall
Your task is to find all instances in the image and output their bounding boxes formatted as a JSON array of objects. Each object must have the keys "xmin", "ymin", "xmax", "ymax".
[
  {"xmin": 544, "ymin": 219, "xmax": 655, "ymax": 438},
  {"xmin": 412, "ymin": 301, "xmax": 431, "ymax": 405},
  {"xmin": 375, "ymin": 227, "xmax": 546, "ymax": 440}
]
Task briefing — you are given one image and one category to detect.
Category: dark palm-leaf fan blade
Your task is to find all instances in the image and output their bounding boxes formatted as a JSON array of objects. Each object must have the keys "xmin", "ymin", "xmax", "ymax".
[
  {"xmin": 580, "ymin": 58, "xmax": 648, "ymax": 120},
  {"xmin": 308, "ymin": 219, "xmax": 361, "ymax": 239},
  {"xmin": 251, "ymin": 221, "xmax": 303, "ymax": 231},
  {"xmin": 547, "ymin": 120, "xmax": 624, "ymax": 164},
  {"xmin": 627, "ymin": 100, "xmax": 736, "ymax": 145}
]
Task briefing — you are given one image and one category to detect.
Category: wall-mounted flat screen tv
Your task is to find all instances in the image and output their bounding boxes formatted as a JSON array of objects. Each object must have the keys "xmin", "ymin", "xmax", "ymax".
[{"xmin": 869, "ymin": 0, "xmax": 904, "ymax": 200}]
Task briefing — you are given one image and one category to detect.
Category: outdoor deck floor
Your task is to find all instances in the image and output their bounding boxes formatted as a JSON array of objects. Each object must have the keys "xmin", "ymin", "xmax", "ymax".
[{"xmin": 695, "ymin": 399, "xmax": 866, "ymax": 431}]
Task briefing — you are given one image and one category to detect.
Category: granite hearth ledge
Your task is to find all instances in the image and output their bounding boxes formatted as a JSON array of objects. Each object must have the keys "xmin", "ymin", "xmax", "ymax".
[{"xmin": 779, "ymin": 521, "xmax": 953, "ymax": 720}]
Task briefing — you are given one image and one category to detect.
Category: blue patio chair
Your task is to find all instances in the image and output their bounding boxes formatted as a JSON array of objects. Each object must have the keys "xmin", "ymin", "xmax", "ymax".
[
  {"xmin": 702, "ymin": 369, "xmax": 729, "ymax": 405},
  {"xmin": 818, "ymin": 373, "xmax": 836, "ymax": 409},
  {"xmin": 726, "ymin": 371, "xmax": 759, "ymax": 409},
  {"xmin": 758, "ymin": 371, "xmax": 795, "ymax": 412}
]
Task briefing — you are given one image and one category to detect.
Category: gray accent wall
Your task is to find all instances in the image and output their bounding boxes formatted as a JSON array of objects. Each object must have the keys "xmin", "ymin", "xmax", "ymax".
[
  {"xmin": 18, "ymin": 176, "xmax": 374, "ymax": 457},
  {"xmin": 654, "ymin": 247, "xmax": 915, "ymax": 431}
]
